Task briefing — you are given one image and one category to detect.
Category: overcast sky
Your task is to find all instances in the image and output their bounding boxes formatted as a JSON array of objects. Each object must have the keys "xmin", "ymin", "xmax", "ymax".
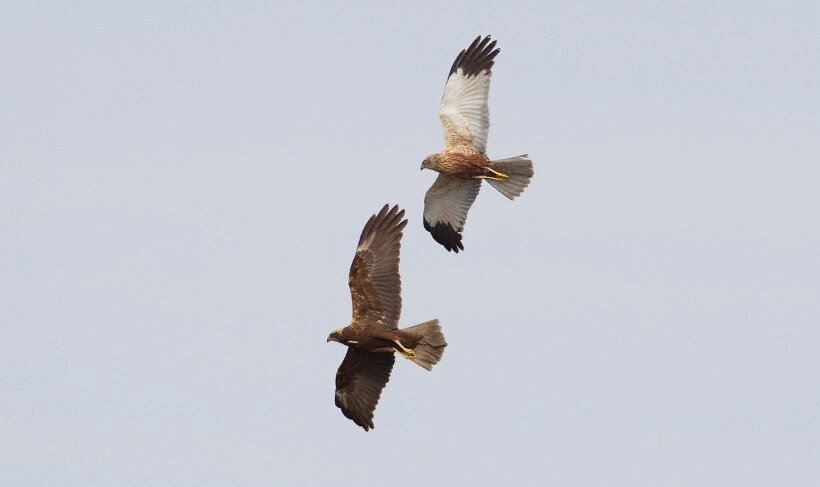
[{"xmin": 2, "ymin": 2, "xmax": 819, "ymax": 485}]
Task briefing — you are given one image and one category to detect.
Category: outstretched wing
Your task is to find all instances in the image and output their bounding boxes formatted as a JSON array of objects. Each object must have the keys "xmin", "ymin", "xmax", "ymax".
[
  {"xmin": 423, "ymin": 174, "xmax": 481, "ymax": 253},
  {"xmin": 335, "ymin": 349, "xmax": 395, "ymax": 431},
  {"xmin": 439, "ymin": 35, "xmax": 499, "ymax": 154},
  {"xmin": 348, "ymin": 204, "xmax": 407, "ymax": 329}
]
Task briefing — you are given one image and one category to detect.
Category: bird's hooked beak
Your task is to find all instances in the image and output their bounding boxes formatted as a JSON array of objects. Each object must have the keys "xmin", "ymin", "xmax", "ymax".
[{"xmin": 327, "ymin": 328, "xmax": 343, "ymax": 343}]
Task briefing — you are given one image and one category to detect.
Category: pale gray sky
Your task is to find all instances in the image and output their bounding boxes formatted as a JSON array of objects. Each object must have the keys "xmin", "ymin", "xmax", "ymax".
[{"xmin": 2, "ymin": 2, "xmax": 819, "ymax": 485}]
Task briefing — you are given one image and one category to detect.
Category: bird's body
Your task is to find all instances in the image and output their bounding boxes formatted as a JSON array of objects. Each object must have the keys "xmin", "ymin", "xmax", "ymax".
[
  {"xmin": 421, "ymin": 35, "xmax": 535, "ymax": 252},
  {"xmin": 424, "ymin": 148, "xmax": 490, "ymax": 177},
  {"xmin": 334, "ymin": 320, "xmax": 421, "ymax": 353},
  {"xmin": 328, "ymin": 205, "xmax": 447, "ymax": 431}
]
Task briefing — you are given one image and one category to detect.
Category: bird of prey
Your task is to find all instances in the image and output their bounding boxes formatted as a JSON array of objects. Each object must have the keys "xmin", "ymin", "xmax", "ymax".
[
  {"xmin": 327, "ymin": 204, "xmax": 447, "ymax": 431},
  {"xmin": 421, "ymin": 35, "xmax": 534, "ymax": 252}
]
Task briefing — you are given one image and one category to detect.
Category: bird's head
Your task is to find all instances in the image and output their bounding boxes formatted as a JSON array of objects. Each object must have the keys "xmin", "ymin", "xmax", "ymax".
[
  {"xmin": 327, "ymin": 328, "xmax": 344, "ymax": 343},
  {"xmin": 420, "ymin": 155, "xmax": 434, "ymax": 171}
]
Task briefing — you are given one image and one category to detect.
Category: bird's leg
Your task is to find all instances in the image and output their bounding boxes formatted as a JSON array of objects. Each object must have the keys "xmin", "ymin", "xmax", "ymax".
[
  {"xmin": 393, "ymin": 340, "xmax": 416, "ymax": 360},
  {"xmin": 485, "ymin": 167, "xmax": 510, "ymax": 180},
  {"xmin": 474, "ymin": 167, "xmax": 509, "ymax": 181}
]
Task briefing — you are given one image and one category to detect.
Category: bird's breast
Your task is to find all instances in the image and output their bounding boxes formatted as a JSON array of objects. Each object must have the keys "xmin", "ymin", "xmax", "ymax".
[{"xmin": 433, "ymin": 149, "xmax": 489, "ymax": 176}]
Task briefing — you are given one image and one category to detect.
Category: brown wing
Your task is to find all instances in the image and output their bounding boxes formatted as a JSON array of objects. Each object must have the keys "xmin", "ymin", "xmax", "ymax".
[
  {"xmin": 423, "ymin": 174, "xmax": 481, "ymax": 252},
  {"xmin": 334, "ymin": 348, "xmax": 395, "ymax": 431},
  {"xmin": 348, "ymin": 204, "xmax": 407, "ymax": 329}
]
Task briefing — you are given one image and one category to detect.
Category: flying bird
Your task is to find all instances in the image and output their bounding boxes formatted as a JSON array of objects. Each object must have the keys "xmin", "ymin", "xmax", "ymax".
[
  {"xmin": 421, "ymin": 35, "xmax": 534, "ymax": 252},
  {"xmin": 327, "ymin": 204, "xmax": 447, "ymax": 431}
]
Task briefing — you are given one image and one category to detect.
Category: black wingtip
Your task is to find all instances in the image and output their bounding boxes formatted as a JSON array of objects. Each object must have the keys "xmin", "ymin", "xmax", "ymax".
[
  {"xmin": 448, "ymin": 34, "xmax": 500, "ymax": 78},
  {"xmin": 423, "ymin": 219, "xmax": 464, "ymax": 253}
]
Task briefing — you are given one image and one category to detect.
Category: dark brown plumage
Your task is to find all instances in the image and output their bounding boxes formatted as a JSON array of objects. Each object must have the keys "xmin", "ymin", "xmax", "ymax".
[{"xmin": 328, "ymin": 204, "xmax": 447, "ymax": 431}]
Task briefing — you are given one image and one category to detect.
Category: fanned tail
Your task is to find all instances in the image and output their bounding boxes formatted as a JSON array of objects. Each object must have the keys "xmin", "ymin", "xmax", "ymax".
[
  {"xmin": 401, "ymin": 320, "xmax": 447, "ymax": 371},
  {"xmin": 486, "ymin": 154, "xmax": 533, "ymax": 200}
]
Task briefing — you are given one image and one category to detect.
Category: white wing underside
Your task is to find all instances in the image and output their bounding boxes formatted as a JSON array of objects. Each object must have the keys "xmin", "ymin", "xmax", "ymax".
[
  {"xmin": 439, "ymin": 69, "xmax": 492, "ymax": 154},
  {"xmin": 424, "ymin": 174, "xmax": 481, "ymax": 230}
]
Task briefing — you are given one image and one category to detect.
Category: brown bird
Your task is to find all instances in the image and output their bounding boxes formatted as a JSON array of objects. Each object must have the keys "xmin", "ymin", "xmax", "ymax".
[
  {"xmin": 421, "ymin": 35, "xmax": 534, "ymax": 252},
  {"xmin": 327, "ymin": 204, "xmax": 447, "ymax": 431}
]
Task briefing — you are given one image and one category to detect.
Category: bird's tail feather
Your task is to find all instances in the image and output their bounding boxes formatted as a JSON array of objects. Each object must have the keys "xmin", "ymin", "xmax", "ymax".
[
  {"xmin": 401, "ymin": 320, "xmax": 447, "ymax": 371},
  {"xmin": 487, "ymin": 154, "xmax": 533, "ymax": 200}
]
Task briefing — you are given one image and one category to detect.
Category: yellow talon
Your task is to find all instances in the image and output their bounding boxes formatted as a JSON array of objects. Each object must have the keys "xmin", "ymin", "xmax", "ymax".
[
  {"xmin": 477, "ymin": 169, "xmax": 509, "ymax": 181},
  {"xmin": 486, "ymin": 168, "xmax": 510, "ymax": 180},
  {"xmin": 394, "ymin": 340, "xmax": 415, "ymax": 360},
  {"xmin": 476, "ymin": 175, "xmax": 509, "ymax": 182}
]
